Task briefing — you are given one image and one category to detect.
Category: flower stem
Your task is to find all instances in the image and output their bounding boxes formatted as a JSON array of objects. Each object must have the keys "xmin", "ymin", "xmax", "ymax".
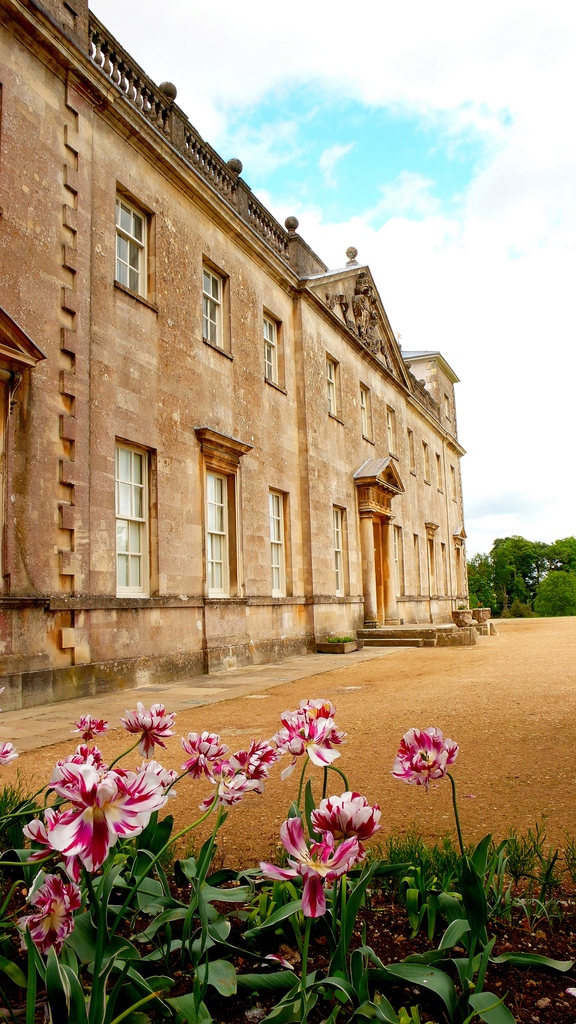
[
  {"xmin": 24, "ymin": 938, "xmax": 36, "ymax": 1024},
  {"xmin": 448, "ymin": 772, "xmax": 465, "ymax": 858},
  {"xmin": 110, "ymin": 800, "xmax": 217, "ymax": 934},
  {"xmin": 108, "ymin": 737, "xmax": 142, "ymax": 769},
  {"xmin": 296, "ymin": 756, "xmax": 310, "ymax": 811},
  {"xmin": 326, "ymin": 764, "xmax": 349, "ymax": 790},
  {"xmin": 300, "ymin": 915, "xmax": 312, "ymax": 1023}
]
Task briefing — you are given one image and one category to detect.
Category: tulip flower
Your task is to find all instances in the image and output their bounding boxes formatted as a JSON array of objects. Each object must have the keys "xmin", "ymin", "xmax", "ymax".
[
  {"xmin": 72, "ymin": 715, "xmax": 108, "ymax": 741},
  {"xmin": 0, "ymin": 741, "xmax": 18, "ymax": 766},
  {"xmin": 273, "ymin": 701, "xmax": 345, "ymax": 780},
  {"xmin": 181, "ymin": 731, "xmax": 229, "ymax": 778},
  {"xmin": 47, "ymin": 762, "xmax": 167, "ymax": 872},
  {"xmin": 261, "ymin": 815, "xmax": 362, "ymax": 917},
  {"xmin": 121, "ymin": 702, "xmax": 176, "ymax": 758},
  {"xmin": 392, "ymin": 727, "xmax": 459, "ymax": 790},
  {"xmin": 23, "ymin": 810, "xmax": 82, "ymax": 882},
  {"xmin": 311, "ymin": 792, "xmax": 381, "ymax": 848},
  {"xmin": 200, "ymin": 760, "xmax": 261, "ymax": 810},
  {"xmin": 18, "ymin": 873, "xmax": 81, "ymax": 954}
]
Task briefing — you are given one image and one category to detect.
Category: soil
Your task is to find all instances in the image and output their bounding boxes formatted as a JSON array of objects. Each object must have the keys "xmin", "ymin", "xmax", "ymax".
[{"xmin": 1, "ymin": 616, "xmax": 576, "ymax": 1021}]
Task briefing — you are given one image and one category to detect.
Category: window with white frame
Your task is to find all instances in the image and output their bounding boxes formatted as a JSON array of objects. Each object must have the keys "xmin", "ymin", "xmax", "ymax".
[
  {"xmin": 115, "ymin": 443, "xmax": 148, "ymax": 595},
  {"xmin": 269, "ymin": 491, "xmax": 286, "ymax": 596},
  {"xmin": 206, "ymin": 472, "xmax": 228, "ymax": 595},
  {"xmin": 360, "ymin": 384, "xmax": 372, "ymax": 439},
  {"xmin": 264, "ymin": 316, "xmax": 278, "ymax": 384},
  {"xmin": 326, "ymin": 357, "xmax": 338, "ymax": 416},
  {"xmin": 333, "ymin": 507, "xmax": 344, "ymax": 595},
  {"xmin": 203, "ymin": 267, "xmax": 223, "ymax": 348},
  {"xmin": 386, "ymin": 406, "xmax": 396, "ymax": 454},
  {"xmin": 116, "ymin": 198, "xmax": 147, "ymax": 296}
]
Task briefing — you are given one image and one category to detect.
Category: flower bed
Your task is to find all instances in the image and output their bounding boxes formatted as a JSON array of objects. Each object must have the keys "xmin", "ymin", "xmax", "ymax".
[{"xmin": 0, "ymin": 695, "xmax": 575, "ymax": 1023}]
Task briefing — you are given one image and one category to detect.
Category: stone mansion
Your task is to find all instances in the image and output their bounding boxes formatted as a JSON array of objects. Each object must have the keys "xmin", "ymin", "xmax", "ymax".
[{"xmin": 0, "ymin": 0, "xmax": 468, "ymax": 709}]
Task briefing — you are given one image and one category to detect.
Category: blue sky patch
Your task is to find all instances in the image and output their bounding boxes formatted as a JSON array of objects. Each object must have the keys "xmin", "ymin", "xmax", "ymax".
[{"xmin": 216, "ymin": 87, "xmax": 493, "ymax": 224}]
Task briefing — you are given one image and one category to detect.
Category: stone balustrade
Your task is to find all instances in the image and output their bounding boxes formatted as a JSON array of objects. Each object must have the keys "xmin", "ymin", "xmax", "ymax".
[{"xmin": 88, "ymin": 15, "xmax": 289, "ymax": 259}]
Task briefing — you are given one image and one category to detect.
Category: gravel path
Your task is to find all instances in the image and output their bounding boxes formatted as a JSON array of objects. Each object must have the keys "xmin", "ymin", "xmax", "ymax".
[{"xmin": 2, "ymin": 617, "xmax": 575, "ymax": 866}]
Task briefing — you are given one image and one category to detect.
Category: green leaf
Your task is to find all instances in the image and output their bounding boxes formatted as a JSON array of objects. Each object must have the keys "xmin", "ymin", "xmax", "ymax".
[
  {"xmin": 46, "ymin": 947, "xmax": 72, "ymax": 1024},
  {"xmin": 64, "ymin": 912, "xmax": 98, "ymax": 963},
  {"xmin": 196, "ymin": 958, "xmax": 237, "ymax": 996},
  {"xmin": 467, "ymin": 991, "xmax": 516, "ymax": 1023},
  {"xmin": 373, "ymin": 964, "xmax": 457, "ymax": 1019},
  {"xmin": 471, "ymin": 834, "xmax": 493, "ymax": 876},
  {"xmin": 351, "ymin": 998, "xmax": 400, "ymax": 1022},
  {"xmin": 0, "ymin": 953, "xmax": 27, "ymax": 987},
  {"xmin": 491, "ymin": 951, "xmax": 575, "ymax": 971},
  {"xmin": 460, "ymin": 856, "xmax": 488, "ymax": 938},
  {"xmin": 174, "ymin": 856, "xmax": 198, "ymax": 885},
  {"xmin": 60, "ymin": 964, "xmax": 88, "ymax": 1023},
  {"xmin": 243, "ymin": 899, "xmax": 303, "ymax": 938},
  {"xmin": 201, "ymin": 883, "xmax": 251, "ymax": 904},
  {"xmin": 236, "ymin": 971, "xmax": 297, "ymax": 993},
  {"xmin": 439, "ymin": 918, "xmax": 471, "ymax": 949},
  {"xmin": 137, "ymin": 814, "xmax": 174, "ymax": 856},
  {"xmin": 165, "ymin": 992, "xmax": 213, "ymax": 1022}
]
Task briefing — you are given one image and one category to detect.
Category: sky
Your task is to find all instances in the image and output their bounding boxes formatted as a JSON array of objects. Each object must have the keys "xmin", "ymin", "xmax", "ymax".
[{"xmin": 92, "ymin": 0, "xmax": 576, "ymax": 557}]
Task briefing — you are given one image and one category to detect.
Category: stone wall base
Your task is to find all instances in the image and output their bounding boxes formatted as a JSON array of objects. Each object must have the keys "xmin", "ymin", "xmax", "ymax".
[
  {"xmin": 0, "ymin": 635, "xmax": 317, "ymax": 711},
  {"xmin": 436, "ymin": 626, "xmax": 477, "ymax": 647}
]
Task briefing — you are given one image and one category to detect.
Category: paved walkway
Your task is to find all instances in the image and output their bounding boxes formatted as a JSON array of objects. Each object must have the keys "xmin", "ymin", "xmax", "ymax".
[{"xmin": 0, "ymin": 646, "xmax": 400, "ymax": 752}]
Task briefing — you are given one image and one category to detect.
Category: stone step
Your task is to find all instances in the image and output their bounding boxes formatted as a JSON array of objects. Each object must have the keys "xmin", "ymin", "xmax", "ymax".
[{"xmin": 361, "ymin": 637, "xmax": 424, "ymax": 648}]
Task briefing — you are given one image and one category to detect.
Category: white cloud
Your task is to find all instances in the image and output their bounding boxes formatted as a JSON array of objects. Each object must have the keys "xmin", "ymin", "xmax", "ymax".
[{"xmin": 318, "ymin": 143, "xmax": 354, "ymax": 188}]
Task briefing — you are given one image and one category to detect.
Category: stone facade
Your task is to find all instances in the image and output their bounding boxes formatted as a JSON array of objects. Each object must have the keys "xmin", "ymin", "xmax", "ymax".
[{"xmin": 0, "ymin": 0, "xmax": 468, "ymax": 710}]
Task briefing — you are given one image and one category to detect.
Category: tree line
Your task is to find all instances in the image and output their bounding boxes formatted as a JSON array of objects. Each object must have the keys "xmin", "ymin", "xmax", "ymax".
[{"xmin": 467, "ymin": 536, "xmax": 576, "ymax": 617}]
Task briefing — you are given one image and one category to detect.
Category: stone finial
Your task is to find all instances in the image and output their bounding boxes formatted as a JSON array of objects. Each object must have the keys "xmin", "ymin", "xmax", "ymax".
[
  {"xmin": 227, "ymin": 158, "xmax": 243, "ymax": 174},
  {"xmin": 285, "ymin": 216, "xmax": 299, "ymax": 233},
  {"xmin": 346, "ymin": 246, "xmax": 359, "ymax": 265},
  {"xmin": 159, "ymin": 82, "xmax": 177, "ymax": 101}
]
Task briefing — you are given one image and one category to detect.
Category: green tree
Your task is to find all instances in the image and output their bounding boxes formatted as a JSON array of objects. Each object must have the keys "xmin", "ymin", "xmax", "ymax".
[
  {"xmin": 490, "ymin": 536, "xmax": 549, "ymax": 610},
  {"xmin": 547, "ymin": 536, "xmax": 576, "ymax": 574},
  {"xmin": 466, "ymin": 553, "xmax": 496, "ymax": 609},
  {"xmin": 534, "ymin": 571, "xmax": 576, "ymax": 617}
]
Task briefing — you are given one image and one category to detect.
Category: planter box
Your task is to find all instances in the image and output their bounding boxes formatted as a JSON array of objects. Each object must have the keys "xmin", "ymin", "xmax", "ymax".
[
  {"xmin": 451, "ymin": 610, "xmax": 474, "ymax": 628},
  {"xmin": 472, "ymin": 608, "xmax": 491, "ymax": 623},
  {"xmin": 316, "ymin": 640, "xmax": 363, "ymax": 654}
]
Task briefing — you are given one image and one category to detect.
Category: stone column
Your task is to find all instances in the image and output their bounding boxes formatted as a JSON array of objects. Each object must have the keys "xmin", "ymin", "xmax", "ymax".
[
  {"xmin": 359, "ymin": 512, "xmax": 378, "ymax": 626},
  {"xmin": 383, "ymin": 518, "xmax": 399, "ymax": 624}
]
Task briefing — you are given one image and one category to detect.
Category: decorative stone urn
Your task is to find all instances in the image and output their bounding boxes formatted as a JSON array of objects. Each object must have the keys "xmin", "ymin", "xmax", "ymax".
[
  {"xmin": 472, "ymin": 607, "xmax": 491, "ymax": 623},
  {"xmin": 451, "ymin": 609, "xmax": 474, "ymax": 627}
]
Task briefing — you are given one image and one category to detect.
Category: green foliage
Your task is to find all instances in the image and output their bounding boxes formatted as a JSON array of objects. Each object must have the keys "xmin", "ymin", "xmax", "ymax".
[
  {"xmin": 534, "ymin": 570, "xmax": 576, "ymax": 616},
  {"xmin": 468, "ymin": 534, "xmax": 576, "ymax": 615},
  {"xmin": 466, "ymin": 554, "xmax": 496, "ymax": 611}
]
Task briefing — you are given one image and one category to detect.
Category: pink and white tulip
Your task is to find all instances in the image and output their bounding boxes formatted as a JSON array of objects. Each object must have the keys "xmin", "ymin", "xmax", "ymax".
[
  {"xmin": 311, "ymin": 792, "xmax": 381, "ymax": 847},
  {"xmin": 72, "ymin": 715, "xmax": 108, "ymax": 741},
  {"xmin": 228, "ymin": 740, "xmax": 280, "ymax": 791},
  {"xmin": 137, "ymin": 759, "xmax": 179, "ymax": 798},
  {"xmin": 200, "ymin": 760, "xmax": 261, "ymax": 811},
  {"xmin": 392, "ymin": 727, "xmax": 459, "ymax": 790},
  {"xmin": 0, "ymin": 741, "xmax": 18, "ymax": 766},
  {"xmin": 47, "ymin": 762, "xmax": 167, "ymax": 872},
  {"xmin": 261, "ymin": 816, "xmax": 362, "ymax": 917},
  {"xmin": 181, "ymin": 731, "xmax": 229, "ymax": 778},
  {"xmin": 23, "ymin": 809, "xmax": 82, "ymax": 882},
  {"xmin": 18, "ymin": 873, "xmax": 81, "ymax": 954},
  {"xmin": 273, "ymin": 701, "xmax": 345, "ymax": 780},
  {"xmin": 121, "ymin": 702, "xmax": 176, "ymax": 758}
]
